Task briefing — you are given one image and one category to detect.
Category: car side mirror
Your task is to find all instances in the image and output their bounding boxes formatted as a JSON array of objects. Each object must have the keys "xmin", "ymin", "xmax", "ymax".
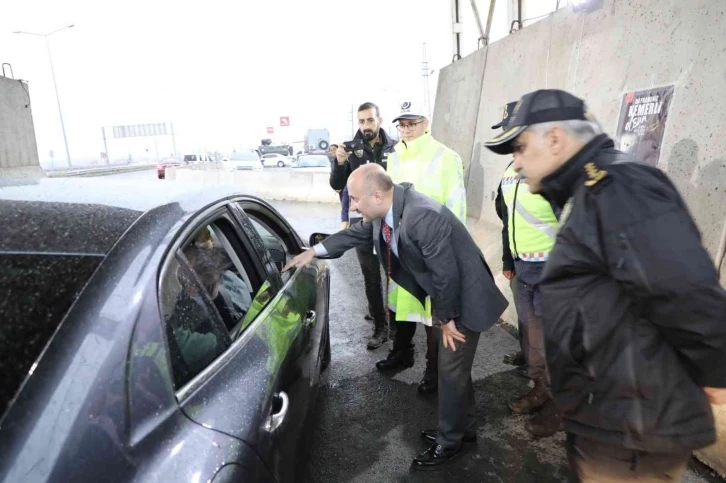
[{"xmin": 309, "ymin": 233, "xmax": 330, "ymax": 247}]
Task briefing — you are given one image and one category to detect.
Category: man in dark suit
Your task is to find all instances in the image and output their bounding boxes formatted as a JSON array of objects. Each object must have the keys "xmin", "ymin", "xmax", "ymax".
[{"xmin": 285, "ymin": 164, "xmax": 508, "ymax": 469}]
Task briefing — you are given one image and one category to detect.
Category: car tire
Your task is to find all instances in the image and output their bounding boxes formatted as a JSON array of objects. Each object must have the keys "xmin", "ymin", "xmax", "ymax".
[
  {"xmin": 318, "ymin": 140, "xmax": 329, "ymax": 151},
  {"xmin": 277, "ymin": 161, "xmax": 285, "ymax": 167},
  {"xmin": 158, "ymin": 175, "xmax": 164, "ymax": 179}
]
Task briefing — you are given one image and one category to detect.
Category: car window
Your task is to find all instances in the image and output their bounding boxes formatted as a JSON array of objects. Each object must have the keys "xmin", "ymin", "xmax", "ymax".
[
  {"xmin": 159, "ymin": 253, "xmax": 230, "ymax": 390},
  {"xmin": 240, "ymin": 212, "xmax": 297, "ymax": 283},
  {"xmin": 0, "ymin": 253, "xmax": 102, "ymax": 415},
  {"xmin": 160, "ymin": 213, "xmax": 271, "ymax": 387}
]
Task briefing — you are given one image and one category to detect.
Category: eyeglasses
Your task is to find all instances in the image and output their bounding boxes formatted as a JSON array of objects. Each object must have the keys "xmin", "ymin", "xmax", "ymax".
[{"xmin": 396, "ymin": 120, "xmax": 425, "ymax": 132}]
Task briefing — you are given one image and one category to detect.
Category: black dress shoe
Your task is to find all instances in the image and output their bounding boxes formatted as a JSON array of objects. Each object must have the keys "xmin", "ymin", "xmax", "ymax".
[
  {"xmin": 411, "ymin": 444, "xmax": 461, "ymax": 470},
  {"xmin": 376, "ymin": 348, "xmax": 414, "ymax": 371},
  {"xmin": 420, "ymin": 429, "xmax": 476, "ymax": 444}
]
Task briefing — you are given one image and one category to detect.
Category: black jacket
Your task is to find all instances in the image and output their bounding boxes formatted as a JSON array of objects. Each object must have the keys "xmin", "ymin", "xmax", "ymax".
[
  {"xmin": 539, "ymin": 134, "xmax": 726, "ymax": 453},
  {"xmin": 329, "ymin": 129, "xmax": 397, "ymax": 191}
]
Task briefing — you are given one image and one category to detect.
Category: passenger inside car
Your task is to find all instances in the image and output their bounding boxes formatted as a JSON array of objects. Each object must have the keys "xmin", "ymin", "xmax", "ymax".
[{"xmin": 190, "ymin": 227, "xmax": 253, "ymax": 330}]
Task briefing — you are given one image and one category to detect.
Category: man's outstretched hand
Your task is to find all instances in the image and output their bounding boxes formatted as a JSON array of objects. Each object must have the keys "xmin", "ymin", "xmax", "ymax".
[{"xmin": 283, "ymin": 248, "xmax": 317, "ymax": 272}]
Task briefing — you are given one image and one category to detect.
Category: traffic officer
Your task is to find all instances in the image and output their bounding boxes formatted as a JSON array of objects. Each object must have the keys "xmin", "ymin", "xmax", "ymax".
[
  {"xmin": 330, "ymin": 102, "xmax": 398, "ymax": 350},
  {"xmin": 492, "ymin": 101, "xmax": 562, "ymax": 437},
  {"xmin": 484, "ymin": 89, "xmax": 726, "ymax": 482},
  {"xmin": 374, "ymin": 100, "xmax": 467, "ymax": 396}
]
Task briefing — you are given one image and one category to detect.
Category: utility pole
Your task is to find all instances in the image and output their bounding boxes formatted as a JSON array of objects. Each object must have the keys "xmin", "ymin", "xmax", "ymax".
[
  {"xmin": 422, "ymin": 43, "xmax": 432, "ymax": 119},
  {"xmin": 14, "ymin": 25, "xmax": 75, "ymax": 167},
  {"xmin": 102, "ymin": 127, "xmax": 110, "ymax": 165}
]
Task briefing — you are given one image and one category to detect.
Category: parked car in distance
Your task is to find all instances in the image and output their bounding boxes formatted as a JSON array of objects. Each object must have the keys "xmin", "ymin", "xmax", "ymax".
[
  {"xmin": 261, "ymin": 153, "xmax": 292, "ymax": 168},
  {"xmin": 157, "ymin": 157, "xmax": 182, "ymax": 179},
  {"xmin": 294, "ymin": 155, "xmax": 332, "ymax": 173},
  {"xmin": 0, "ymin": 178, "xmax": 331, "ymax": 483},
  {"xmin": 223, "ymin": 150, "xmax": 263, "ymax": 171},
  {"xmin": 183, "ymin": 153, "xmax": 214, "ymax": 165}
]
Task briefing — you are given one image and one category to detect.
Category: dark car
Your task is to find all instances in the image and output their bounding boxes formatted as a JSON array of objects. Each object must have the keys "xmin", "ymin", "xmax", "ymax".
[{"xmin": 0, "ymin": 178, "xmax": 331, "ymax": 483}]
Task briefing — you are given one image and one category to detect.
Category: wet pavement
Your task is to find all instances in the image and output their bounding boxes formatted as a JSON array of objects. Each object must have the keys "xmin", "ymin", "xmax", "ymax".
[{"xmin": 268, "ymin": 201, "xmax": 721, "ymax": 483}]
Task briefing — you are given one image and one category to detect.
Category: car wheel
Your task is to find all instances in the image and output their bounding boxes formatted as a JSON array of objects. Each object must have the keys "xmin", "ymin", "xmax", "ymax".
[
  {"xmin": 277, "ymin": 161, "xmax": 285, "ymax": 168},
  {"xmin": 318, "ymin": 140, "xmax": 329, "ymax": 151},
  {"xmin": 158, "ymin": 175, "xmax": 164, "ymax": 179}
]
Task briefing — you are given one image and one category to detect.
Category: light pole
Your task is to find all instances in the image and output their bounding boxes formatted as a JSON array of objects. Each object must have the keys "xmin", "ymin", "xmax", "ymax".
[{"xmin": 14, "ymin": 25, "xmax": 74, "ymax": 167}]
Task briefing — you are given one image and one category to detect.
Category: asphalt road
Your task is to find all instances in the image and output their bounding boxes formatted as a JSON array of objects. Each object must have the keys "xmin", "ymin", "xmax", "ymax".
[{"xmin": 92, "ymin": 169, "xmax": 721, "ymax": 482}]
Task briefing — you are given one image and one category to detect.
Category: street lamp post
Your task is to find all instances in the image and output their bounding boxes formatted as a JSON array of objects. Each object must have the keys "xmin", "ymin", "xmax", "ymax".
[{"xmin": 14, "ymin": 25, "xmax": 74, "ymax": 167}]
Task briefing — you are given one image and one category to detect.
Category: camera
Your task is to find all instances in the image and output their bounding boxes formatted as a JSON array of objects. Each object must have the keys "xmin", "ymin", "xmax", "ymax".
[{"xmin": 343, "ymin": 139, "xmax": 364, "ymax": 152}]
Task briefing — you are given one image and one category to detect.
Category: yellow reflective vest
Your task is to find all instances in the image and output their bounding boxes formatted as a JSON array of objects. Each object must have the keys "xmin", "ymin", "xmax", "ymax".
[
  {"xmin": 386, "ymin": 132, "xmax": 466, "ymax": 324},
  {"xmin": 500, "ymin": 163, "xmax": 558, "ymax": 261}
]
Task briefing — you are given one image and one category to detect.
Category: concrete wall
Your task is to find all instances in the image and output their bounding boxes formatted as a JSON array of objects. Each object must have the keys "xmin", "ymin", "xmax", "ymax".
[
  {"xmin": 167, "ymin": 167, "xmax": 340, "ymax": 204},
  {"xmin": 431, "ymin": 0, "xmax": 726, "ymax": 474},
  {"xmin": 0, "ymin": 75, "xmax": 41, "ymax": 177}
]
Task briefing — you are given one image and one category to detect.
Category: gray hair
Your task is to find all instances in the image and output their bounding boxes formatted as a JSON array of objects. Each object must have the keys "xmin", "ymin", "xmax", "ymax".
[{"xmin": 527, "ymin": 119, "xmax": 603, "ymax": 144}]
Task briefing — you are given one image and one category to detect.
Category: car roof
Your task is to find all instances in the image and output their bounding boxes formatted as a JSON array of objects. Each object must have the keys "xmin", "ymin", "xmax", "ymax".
[{"xmin": 0, "ymin": 177, "xmax": 247, "ymax": 256}]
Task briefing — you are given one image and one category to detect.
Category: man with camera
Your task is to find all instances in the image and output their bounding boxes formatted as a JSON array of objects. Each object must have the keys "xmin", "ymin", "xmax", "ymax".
[{"xmin": 330, "ymin": 102, "xmax": 398, "ymax": 349}]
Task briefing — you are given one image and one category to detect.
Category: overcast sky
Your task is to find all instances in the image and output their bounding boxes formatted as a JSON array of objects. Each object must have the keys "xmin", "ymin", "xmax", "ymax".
[{"xmin": 2, "ymin": 0, "xmax": 563, "ymax": 165}]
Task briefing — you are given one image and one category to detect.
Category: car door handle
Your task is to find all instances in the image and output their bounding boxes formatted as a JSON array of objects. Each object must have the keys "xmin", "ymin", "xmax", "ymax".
[
  {"xmin": 304, "ymin": 310, "xmax": 316, "ymax": 328},
  {"xmin": 265, "ymin": 392, "xmax": 289, "ymax": 433}
]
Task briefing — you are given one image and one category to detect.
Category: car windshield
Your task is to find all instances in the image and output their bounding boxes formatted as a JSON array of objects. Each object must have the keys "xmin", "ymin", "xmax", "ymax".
[
  {"xmin": 229, "ymin": 152, "xmax": 258, "ymax": 161},
  {"xmin": 297, "ymin": 156, "xmax": 330, "ymax": 167},
  {"xmin": 183, "ymin": 155, "xmax": 198, "ymax": 162},
  {"xmin": 0, "ymin": 253, "xmax": 102, "ymax": 416}
]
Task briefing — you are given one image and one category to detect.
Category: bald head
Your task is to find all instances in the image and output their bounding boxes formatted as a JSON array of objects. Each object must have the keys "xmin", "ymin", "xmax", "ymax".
[
  {"xmin": 348, "ymin": 163, "xmax": 394, "ymax": 194},
  {"xmin": 347, "ymin": 163, "xmax": 394, "ymax": 222}
]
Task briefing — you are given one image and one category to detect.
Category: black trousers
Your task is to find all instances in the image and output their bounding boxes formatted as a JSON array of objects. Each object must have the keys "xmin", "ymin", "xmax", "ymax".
[
  {"xmin": 355, "ymin": 246, "xmax": 386, "ymax": 327},
  {"xmin": 391, "ymin": 314, "xmax": 438, "ymax": 365}
]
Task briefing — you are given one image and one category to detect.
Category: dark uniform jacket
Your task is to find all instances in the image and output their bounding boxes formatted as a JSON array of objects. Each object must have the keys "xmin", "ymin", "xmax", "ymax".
[
  {"xmin": 329, "ymin": 129, "xmax": 397, "ymax": 192},
  {"xmin": 539, "ymin": 133, "xmax": 726, "ymax": 453}
]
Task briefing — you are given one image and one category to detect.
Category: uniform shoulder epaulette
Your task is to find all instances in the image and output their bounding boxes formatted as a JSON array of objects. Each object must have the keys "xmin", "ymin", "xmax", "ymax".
[{"xmin": 584, "ymin": 161, "xmax": 608, "ymax": 187}]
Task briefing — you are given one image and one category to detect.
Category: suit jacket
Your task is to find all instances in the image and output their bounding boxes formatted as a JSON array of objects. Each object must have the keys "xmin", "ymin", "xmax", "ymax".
[{"xmin": 322, "ymin": 183, "xmax": 508, "ymax": 332}]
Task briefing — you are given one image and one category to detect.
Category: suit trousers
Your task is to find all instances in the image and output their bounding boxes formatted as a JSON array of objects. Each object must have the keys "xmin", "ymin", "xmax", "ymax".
[{"xmin": 436, "ymin": 323, "xmax": 480, "ymax": 450}]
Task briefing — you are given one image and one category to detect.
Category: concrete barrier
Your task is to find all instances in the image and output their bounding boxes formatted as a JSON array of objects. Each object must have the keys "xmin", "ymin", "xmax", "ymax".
[
  {"xmin": 0, "ymin": 76, "xmax": 41, "ymax": 178},
  {"xmin": 46, "ymin": 164, "xmax": 156, "ymax": 178},
  {"xmin": 167, "ymin": 167, "xmax": 340, "ymax": 204}
]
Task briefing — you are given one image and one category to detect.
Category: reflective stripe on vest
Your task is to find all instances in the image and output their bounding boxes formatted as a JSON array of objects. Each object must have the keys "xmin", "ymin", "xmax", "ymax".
[{"xmin": 500, "ymin": 164, "xmax": 558, "ymax": 257}]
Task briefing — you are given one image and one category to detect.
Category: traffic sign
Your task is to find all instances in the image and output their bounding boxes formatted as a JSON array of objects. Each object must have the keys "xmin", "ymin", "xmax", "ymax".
[
  {"xmin": 280, "ymin": 116, "xmax": 290, "ymax": 127},
  {"xmin": 266, "ymin": 126, "xmax": 274, "ymax": 134}
]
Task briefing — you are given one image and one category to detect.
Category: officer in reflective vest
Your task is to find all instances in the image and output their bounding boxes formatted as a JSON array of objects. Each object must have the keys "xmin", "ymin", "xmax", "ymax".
[
  {"xmin": 492, "ymin": 101, "xmax": 562, "ymax": 437},
  {"xmin": 374, "ymin": 100, "xmax": 467, "ymax": 395}
]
